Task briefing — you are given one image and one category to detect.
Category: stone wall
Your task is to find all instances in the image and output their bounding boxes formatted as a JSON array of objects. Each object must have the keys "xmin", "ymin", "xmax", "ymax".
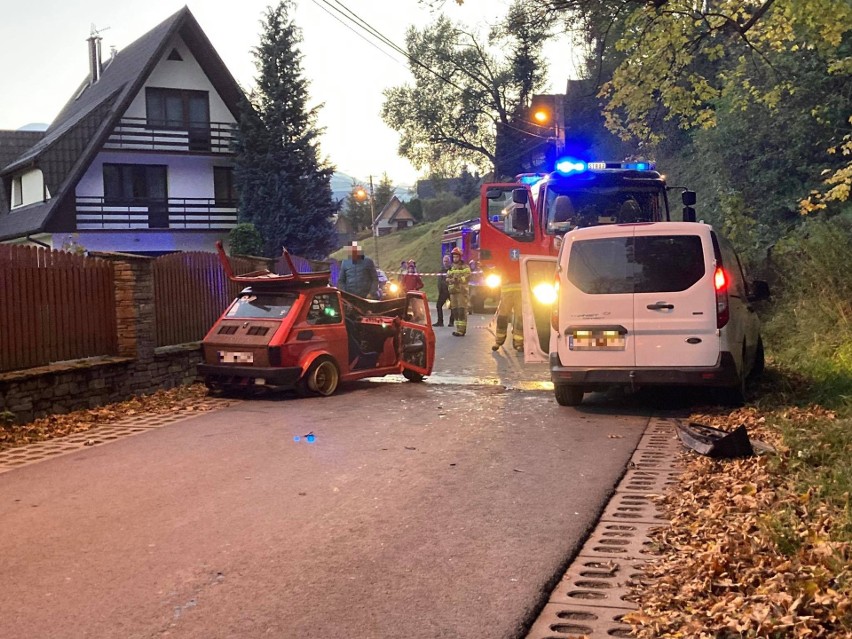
[
  {"xmin": 0, "ymin": 252, "xmax": 209, "ymax": 425},
  {"xmin": 0, "ymin": 347, "xmax": 202, "ymax": 424}
]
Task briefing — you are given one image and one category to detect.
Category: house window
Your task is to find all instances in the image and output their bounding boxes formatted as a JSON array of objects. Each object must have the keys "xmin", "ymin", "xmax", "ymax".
[
  {"xmin": 213, "ymin": 166, "xmax": 237, "ymax": 207},
  {"xmin": 103, "ymin": 164, "xmax": 169, "ymax": 229},
  {"xmin": 145, "ymin": 88, "xmax": 210, "ymax": 151},
  {"xmin": 11, "ymin": 176, "xmax": 22, "ymax": 208}
]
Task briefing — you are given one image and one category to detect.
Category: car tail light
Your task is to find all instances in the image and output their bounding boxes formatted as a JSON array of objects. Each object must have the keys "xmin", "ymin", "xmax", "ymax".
[
  {"xmin": 550, "ymin": 276, "xmax": 560, "ymax": 332},
  {"xmin": 714, "ymin": 266, "xmax": 729, "ymax": 328}
]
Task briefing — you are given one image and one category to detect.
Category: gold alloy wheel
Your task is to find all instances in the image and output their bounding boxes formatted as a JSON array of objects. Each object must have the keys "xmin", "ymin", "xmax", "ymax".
[{"xmin": 308, "ymin": 359, "xmax": 340, "ymax": 396}]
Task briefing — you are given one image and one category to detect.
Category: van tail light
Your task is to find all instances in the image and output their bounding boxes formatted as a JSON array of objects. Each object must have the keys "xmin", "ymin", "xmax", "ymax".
[
  {"xmin": 714, "ymin": 266, "xmax": 730, "ymax": 328},
  {"xmin": 550, "ymin": 276, "xmax": 560, "ymax": 333}
]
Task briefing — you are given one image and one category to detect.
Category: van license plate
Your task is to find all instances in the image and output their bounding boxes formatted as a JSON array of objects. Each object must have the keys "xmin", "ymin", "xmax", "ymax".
[{"xmin": 569, "ymin": 331, "xmax": 626, "ymax": 351}]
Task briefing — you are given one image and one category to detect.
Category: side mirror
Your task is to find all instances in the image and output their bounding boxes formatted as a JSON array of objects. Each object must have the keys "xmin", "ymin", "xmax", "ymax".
[
  {"xmin": 683, "ymin": 206, "xmax": 696, "ymax": 222},
  {"xmin": 682, "ymin": 190, "xmax": 697, "ymax": 206},
  {"xmin": 748, "ymin": 280, "xmax": 770, "ymax": 302},
  {"xmin": 512, "ymin": 188, "xmax": 528, "ymax": 205}
]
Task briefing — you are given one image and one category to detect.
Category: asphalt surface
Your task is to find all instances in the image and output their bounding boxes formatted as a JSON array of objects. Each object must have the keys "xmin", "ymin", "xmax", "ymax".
[{"xmin": 0, "ymin": 312, "xmax": 654, "ymax": 639}]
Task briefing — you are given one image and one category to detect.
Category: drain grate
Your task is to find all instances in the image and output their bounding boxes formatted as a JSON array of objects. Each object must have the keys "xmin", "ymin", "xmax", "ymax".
[
  {"xmin": 0, "ymin": 398, "xmax": 237, "ymax": 474},
  {"xmin": 524, "ymin": 416, "xmax": 683, "ymax": 639}
]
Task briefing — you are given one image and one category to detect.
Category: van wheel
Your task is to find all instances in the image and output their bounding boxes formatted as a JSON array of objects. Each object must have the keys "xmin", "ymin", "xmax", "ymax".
[
  {"xmin": 554, "ymin": 384, "xmax": 584, "ymax": 406},
  {"xmin": 301, "ymin": 357, "xmax": 340, "ymax": 397},
  {"xmin": 403, "ymin": 369, "xmax": 424, "ymax": 383},
  {"xmin": 719, "ymin": 347, "xmax": 747, "ymax": 407},
  {"xmin": 748, "ymin": 337, "xmax": 765, "ymax": 379}
]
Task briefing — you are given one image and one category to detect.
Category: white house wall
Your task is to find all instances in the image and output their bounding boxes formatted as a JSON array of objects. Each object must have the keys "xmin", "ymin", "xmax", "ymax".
[
  {"xmin": 52, "ymin": 230, "xmax": 226, "ymax": 254},
  {"xmin": 77, "ymin": 152, "xmax": 230, "ymax": 200},
  {"xmin": 123, "ymin": 34, "xmax": 235, "ymax": 125}
]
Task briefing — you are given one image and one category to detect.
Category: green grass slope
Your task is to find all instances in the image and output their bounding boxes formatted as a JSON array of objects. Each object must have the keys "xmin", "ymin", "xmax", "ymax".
[{"xmin": 331, "ymin": 200, "xmax": 478, "ymax": 301}]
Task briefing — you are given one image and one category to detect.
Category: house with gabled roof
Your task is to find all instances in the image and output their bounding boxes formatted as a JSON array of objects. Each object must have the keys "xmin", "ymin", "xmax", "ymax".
[
  {"xmin": 374, "ymin": 196, "xmax": 415, "ymax": 236},
  {"xmin": 0, "ymin": 7, "xmax": 247, "ymax": 254}
]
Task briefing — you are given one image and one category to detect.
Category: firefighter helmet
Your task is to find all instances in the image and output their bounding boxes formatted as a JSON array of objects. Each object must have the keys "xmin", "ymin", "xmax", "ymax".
[
  {"xmin": 407, "ymin": 259, "xmax": 416, "ymax": 266},
  {"xmin": 450, "ymin": 247, "xmax": 463, "ymax": 257}
]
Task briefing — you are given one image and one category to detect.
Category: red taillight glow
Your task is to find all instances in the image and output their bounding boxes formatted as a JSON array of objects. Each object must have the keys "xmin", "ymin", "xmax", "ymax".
[
  {"xmin": 714, "ymin": 267, "xmax": 727, "ymax": 291},
  {"xmin": 714, "ymin": 267, "xmax": 729, "ymax": 328}
]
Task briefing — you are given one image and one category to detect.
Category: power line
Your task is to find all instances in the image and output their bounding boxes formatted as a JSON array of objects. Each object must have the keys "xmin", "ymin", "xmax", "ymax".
[
  {"xmin": 308, "ymin": 0, "xmax": 407, "ymax": 66},
  {"xmin": 309, "ymin": 0, "xmax": 558, "ymax": 160}
]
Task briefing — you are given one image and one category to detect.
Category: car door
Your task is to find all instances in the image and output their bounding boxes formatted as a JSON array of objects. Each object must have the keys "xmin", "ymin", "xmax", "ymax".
[
  {"xmin": 398, "ymin": 292, "xmax": 435, "ymax": 376},
  {"xmin": 631, "ymin": 225, "xmax": 719, "ymax": 367},
  {"xmin": 519, "ymin": 255, "xmax": 558, "ymax": 363},
  {"xmin": 556, "ymin": 228, "xmax": 636, "ymax": 368}
]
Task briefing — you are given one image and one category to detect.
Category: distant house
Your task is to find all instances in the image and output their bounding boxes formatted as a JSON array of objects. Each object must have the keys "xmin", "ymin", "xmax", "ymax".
[
  {"xmin": 0, "ymin": 7, "xmax": 247, "ymax": 254},
  {"xmin": 333, "ymin": 214, "xmax": 354, "ymax": 248},
  {"xmin": 374, "ymin": 196, "xmax": 415, "ymax": 236}
]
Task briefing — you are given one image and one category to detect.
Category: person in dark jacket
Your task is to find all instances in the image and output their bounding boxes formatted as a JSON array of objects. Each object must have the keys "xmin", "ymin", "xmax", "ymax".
[
  {"xmin": 433, "ymin": 254, "xmax": 452, "ymax": 326},
  {"xmin": 337, "ymin": 243, "xmax": 379, "ymax": 299}
]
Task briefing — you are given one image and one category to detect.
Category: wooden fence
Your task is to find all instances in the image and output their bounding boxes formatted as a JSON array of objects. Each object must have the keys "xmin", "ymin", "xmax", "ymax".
[
  {"xmin": 0, "ymin": 245, "xmax": 118, "ymax": 372},
  {"xmin": 153, "ymin": 252, "xmax": 339, "ymax": 347},
  {"xmin": 152, "ymin": 252, "xmax": 263, "ymax": 347}
]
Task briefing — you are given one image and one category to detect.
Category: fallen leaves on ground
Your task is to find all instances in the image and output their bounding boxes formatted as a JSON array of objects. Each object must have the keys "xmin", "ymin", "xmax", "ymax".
[
  {"xmin": 625, "ymin": 403, "xmax": 852, "ymax": 638},
  {"xmin": 0, "ymin": 384, "xmax": 217, "ymax": 452}
]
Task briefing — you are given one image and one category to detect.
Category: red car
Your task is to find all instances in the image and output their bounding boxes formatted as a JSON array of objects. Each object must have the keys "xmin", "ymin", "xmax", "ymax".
[{"xmin": 198, "ymin": 243, "xmax": 436, "ymax": 396}]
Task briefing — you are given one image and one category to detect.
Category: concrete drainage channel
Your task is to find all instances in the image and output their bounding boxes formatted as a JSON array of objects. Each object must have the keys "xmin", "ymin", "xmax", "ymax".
[
  {"xmin": 525, "ymin": 416, "xmax": 683, "ymax": 639},
  {"xmin": 0, "ymin": 398, "xmax": 237, "ymax": 474}
]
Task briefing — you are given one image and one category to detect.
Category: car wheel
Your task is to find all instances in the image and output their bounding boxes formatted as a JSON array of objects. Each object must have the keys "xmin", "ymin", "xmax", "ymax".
[
  {"xmin": 554, "ymin": 384, "xmax": 584, "ymax": 406},
  {"xmin": 748, "ymin": 337, "xmax": 765, "ymax": 379},
  {"xmin": 402, "ymin": 369, "xmax": 424, "ymax": 383},
  {"xmin": 301, "ymin": 356, "xmax": 340, "ymax": 397}
]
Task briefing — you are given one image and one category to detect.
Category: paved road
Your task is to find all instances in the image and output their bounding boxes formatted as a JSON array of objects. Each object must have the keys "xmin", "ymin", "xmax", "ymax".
[{"xmin": 0, "ymin": 313, "xmax": 653, "ymax": 639}]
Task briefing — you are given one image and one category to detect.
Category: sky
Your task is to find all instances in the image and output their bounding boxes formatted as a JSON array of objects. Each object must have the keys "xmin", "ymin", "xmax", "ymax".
[{"xmin": 0, "ymin": 0, "xmax": 580, "ymax": 186}]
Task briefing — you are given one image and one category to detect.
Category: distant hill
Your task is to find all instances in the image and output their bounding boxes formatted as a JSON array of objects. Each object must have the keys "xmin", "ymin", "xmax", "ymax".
[{"xmin": 330, "ymin": 172, "xmax": 415, "ymax": 203}]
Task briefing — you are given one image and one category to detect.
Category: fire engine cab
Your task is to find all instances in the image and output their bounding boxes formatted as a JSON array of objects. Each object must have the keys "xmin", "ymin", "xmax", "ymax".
[{"xmin": 478, "ymin": 158, "xmax": 696, "ymax": 362}]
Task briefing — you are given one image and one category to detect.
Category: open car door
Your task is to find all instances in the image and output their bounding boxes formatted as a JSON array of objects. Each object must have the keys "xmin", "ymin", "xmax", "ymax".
[
  {"xmin": 520, "ymin": 255, "xmax": 559, "ymax": 364},
  {"xmin": 398, "ymin": 292, "xmax": 435, "ymax": 377}
]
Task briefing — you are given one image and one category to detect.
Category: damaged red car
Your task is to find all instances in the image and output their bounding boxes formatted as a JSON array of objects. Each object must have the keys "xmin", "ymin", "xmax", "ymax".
[{"xmin": 197, "ymin": 242, "xmax": 436, "ymax": 396}]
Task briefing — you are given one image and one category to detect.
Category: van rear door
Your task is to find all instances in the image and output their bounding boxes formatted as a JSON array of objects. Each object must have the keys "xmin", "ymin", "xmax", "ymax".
[
  {"xmin": 631, "ymin": 225, "xmax": 719, "ymax": 367},
  {"xmin": 556, "ymin": 229, "xmax": 636, "ymax": 368}
]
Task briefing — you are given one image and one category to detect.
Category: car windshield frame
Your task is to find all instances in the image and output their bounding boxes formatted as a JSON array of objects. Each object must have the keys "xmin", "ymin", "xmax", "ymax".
[{"xmin": 225, "ymin": 292, "xmax": 298, "ymax": 319}]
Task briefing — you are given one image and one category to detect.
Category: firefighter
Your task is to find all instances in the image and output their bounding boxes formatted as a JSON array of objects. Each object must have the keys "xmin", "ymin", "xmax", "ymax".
[
  {"xmin": 446, "ymin": 247, "xmax": 471, "ymax": 337},
  {"xmin": 492, "ymin": 282, "xmax": 524, "ymax": 352}
]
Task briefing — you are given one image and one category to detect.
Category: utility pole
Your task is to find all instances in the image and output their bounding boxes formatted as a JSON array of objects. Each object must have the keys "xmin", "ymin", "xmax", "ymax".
[{"xmin": 369, "ymin": 175, "xmax": 379, "ymax": 267}]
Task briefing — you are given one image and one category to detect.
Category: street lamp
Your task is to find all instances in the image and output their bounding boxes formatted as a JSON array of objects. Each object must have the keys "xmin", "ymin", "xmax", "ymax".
[{"xmin": 353, "ymin": 176, "xmax": 379, "ymax": 267}]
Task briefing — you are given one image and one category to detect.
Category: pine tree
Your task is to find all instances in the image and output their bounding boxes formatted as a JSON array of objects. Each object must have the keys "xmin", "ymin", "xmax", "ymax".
[
  {"xmin": 372, "ymin": 173, "xmax": 396, "ymax": 219},
  {"xmin": 234, "ymin": 0, "xmax": 337, "ymax": 259}
]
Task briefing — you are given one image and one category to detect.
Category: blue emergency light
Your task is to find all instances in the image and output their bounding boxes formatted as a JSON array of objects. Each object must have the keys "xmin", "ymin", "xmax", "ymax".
[
  {"xmin": 554, "ymin": 158, "xmax": 587, "ymax": 175},
  {"xmin": 518, "ymin": 173, "xmax": 545, "ymax": 185}
]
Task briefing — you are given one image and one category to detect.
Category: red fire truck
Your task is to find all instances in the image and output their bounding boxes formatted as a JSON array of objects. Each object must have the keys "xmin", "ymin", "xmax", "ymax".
[
  {"xmin": 478, "ymin": 158, "xmax": 696, "ymax": 361},
  {"xmin": 440, "ymin": 218, "xmax": 501, "ymax": 312}
]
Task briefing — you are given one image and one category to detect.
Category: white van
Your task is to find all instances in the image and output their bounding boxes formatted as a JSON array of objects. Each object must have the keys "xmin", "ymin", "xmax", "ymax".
[{"xmin": 547, "ymin": 222, "xmax": 769, "ymax": 406}]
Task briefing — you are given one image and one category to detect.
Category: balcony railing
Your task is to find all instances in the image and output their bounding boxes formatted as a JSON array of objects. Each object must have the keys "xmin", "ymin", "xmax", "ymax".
[
  {"xmin": 102, "ymin": 117, "xmax": 237, "ymax": 154},
  {"xmin": 76, "ymin": 197, "xmax": 238, "ymax": 230}
]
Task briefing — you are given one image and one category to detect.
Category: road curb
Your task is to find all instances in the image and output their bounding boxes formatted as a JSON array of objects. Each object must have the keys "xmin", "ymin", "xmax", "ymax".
[{"xmin": 524, "ymin": 416, "xmax": 683, "ymax": 638}]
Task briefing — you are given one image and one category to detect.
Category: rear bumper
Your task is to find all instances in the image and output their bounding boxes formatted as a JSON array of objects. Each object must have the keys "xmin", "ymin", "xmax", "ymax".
[
  {"xmin": 197, "ymin": 363, "xmax": 302, "ymax": 388},
  {"xmin": 550, "ymin": 352, "xmax": 739, "ymax": 388}
]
